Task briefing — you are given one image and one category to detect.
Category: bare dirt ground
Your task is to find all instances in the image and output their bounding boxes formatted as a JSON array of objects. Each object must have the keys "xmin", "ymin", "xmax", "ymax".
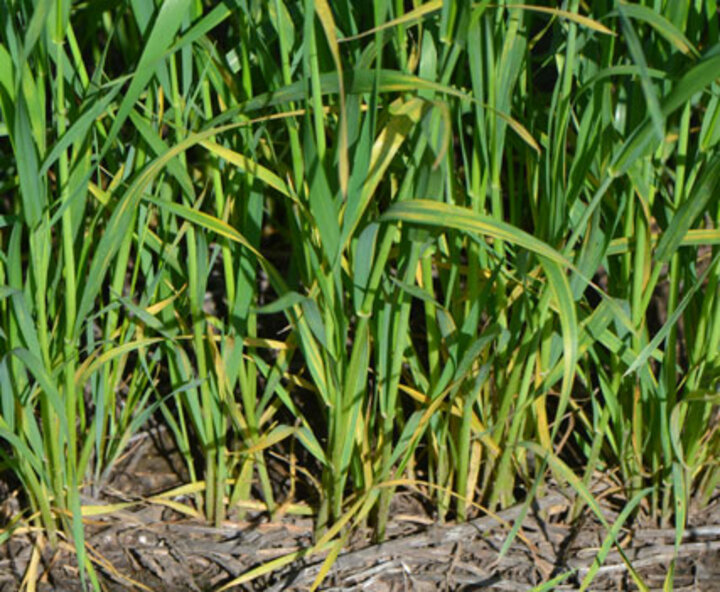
[{"xmin": 2, "ymin": 429, "xmax": 720, "ymax": 591}]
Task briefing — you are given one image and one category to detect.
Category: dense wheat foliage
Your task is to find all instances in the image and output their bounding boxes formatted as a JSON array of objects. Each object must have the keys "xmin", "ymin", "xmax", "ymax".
[{"xmin": 1, "ymin": 0, "xmax": 720, "ymax": 588}]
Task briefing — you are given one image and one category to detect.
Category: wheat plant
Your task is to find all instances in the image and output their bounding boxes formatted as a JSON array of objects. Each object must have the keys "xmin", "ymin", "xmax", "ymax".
[{"xmin": 1, "ymin": 1, "xmax": 720, "ymax": 589}]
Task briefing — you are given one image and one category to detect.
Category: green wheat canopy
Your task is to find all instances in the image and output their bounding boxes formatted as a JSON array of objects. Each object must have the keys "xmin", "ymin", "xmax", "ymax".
[{"xmin": 1, "ymin": 0, "xmax": 720, "ymax": 588}]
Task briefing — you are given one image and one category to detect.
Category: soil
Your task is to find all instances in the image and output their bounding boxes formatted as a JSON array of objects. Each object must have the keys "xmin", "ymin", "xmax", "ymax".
[{"xmin": 2, "ymin": 428, "xmax": 720, "ymax": 591}]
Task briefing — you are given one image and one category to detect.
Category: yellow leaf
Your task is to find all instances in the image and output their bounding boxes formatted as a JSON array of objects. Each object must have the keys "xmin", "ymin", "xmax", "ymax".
[
  {"xmin": 507, "ymin": 4, "xmax": 616, "ymax": 36},
  {"xmin": 315, "ymin": 0, "xmax": 348, "ymax": 198}
]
